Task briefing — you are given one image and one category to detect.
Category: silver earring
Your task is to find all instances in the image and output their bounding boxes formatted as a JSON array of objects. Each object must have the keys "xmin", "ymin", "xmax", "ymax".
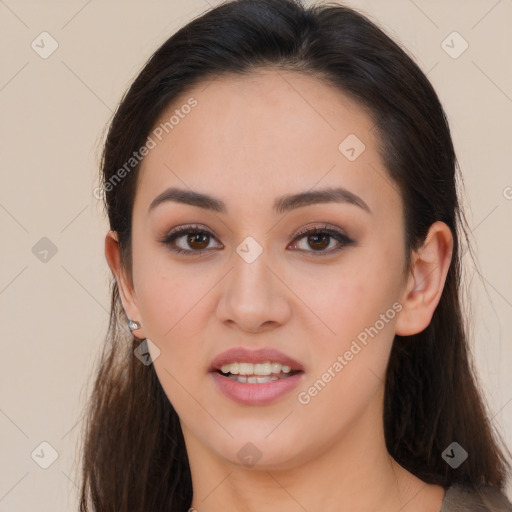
[{"xmin": 128, "ymin": 319, "xmax": 141, "ymax": 332}]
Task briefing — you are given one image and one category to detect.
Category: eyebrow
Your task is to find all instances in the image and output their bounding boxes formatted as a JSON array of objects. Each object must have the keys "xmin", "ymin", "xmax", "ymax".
[{"xmin": 148, "ymin": 186, "xmax": 371, "ymax": 215}]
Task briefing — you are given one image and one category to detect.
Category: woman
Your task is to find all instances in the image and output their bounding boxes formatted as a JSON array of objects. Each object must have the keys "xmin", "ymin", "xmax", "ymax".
[{"xmin": 79, "ymin": 0, "xmax": 512, "ymax": 510}]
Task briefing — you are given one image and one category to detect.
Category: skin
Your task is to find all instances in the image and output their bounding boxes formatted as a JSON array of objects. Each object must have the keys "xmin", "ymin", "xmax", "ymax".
[{"xmin": 105, "ymin": 68, "xmax": 453, "ymax": 512}]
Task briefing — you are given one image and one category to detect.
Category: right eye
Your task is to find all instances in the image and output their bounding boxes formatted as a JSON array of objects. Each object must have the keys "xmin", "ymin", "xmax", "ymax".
[{"xmin": 160, "ymin": 225, "xmax": 222, "ymax": 256}]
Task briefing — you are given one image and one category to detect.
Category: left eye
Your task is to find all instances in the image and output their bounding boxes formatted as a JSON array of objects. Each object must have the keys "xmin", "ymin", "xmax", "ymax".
[
  {"xmin": 160, "ymin": 224, "xmax": 354, "ymax": 256},
  {"xmin": 289, "ymin": 226, "xmax": 353, "ymax": 255}
]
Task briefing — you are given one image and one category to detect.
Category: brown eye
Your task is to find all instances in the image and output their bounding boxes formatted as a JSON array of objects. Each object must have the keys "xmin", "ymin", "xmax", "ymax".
[
  {"xmin": 186, "ymin": 232, "xmax": 210, "ymax": 250},
  {"xmin": 288, "ymin": 225, "xmax": 354, "ymax": 256},
  {"xmin": 161, "ymin": 226, "xmax": 222, "ymax": 255},
  {"xmin": 160, "ymin": 224, "xmax": 354, "ymax": 257},
  {"xmin": 305, "ymin": 233, "xmax": 330, "ymax": 251}
]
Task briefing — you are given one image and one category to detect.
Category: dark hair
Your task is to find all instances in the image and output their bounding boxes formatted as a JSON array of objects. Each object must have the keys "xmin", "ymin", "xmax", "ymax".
[{"xmin": 79, "ymin": 0, "xmax": 511, "ymax": 510}]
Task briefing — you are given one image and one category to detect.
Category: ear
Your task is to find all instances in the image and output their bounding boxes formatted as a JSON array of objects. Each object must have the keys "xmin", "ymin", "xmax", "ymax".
[
  {"xmin": 104, "ymin": 230, "xmax": 146, "ymax": 338},
  {"xmin": 395, "ymin": 221, "xmax": 454, "ymax": 336}
]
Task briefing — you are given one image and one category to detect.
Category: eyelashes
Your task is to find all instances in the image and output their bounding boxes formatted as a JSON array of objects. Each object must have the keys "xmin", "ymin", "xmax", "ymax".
[
  {"xmin": 289, "ymin": 225, "xmax": 354, "ymax": 255},
  {"xmin": 159, "ymin": 223, "xmax": 355, "ymax": 257}
]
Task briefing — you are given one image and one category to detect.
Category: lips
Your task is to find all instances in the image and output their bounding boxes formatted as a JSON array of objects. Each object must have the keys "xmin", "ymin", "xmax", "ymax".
[
  {"xmin": 208, "ymin": 346, "xmax": 305, "ymax": 373},
  {"xmin": 210, "ymin": 370, "xmax": 304, "ymax": 405}
]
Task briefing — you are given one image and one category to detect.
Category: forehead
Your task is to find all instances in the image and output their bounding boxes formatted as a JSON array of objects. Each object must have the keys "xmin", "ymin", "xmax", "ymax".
[{"xmin": 135, "ymin": 68, "xmax": 396, "ymax": 218}]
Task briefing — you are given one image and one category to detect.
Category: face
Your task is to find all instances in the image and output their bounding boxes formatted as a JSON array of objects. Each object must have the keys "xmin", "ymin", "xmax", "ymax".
[{"xmin": 120, "ymin": 69, "xmax": 410, "ymax": 469}]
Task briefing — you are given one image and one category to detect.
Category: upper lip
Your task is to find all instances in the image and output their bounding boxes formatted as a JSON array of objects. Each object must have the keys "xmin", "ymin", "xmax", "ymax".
[{"xmin": 209, "ymin": 347, "xmax": 305, "ymax": 372}]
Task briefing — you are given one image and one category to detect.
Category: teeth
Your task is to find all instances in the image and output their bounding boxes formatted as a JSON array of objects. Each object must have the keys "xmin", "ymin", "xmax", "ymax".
[
  {"xmin": 239, "ymin": 362, "xmax": 253, "ymax": 375},
  {"xmin": 220, "ymin": 361, "xmax": 293, "ymax": 376},
  {"xmin": 228, "ymin": 375, "xmax": 280, "ymax": 383},
  {"xmin": 255, "ymin": 362, "xmax": 272, "ymax": 375},
  {"xmin": 271, "ymin": 362, "xmax": 281, "ymax": 373}
]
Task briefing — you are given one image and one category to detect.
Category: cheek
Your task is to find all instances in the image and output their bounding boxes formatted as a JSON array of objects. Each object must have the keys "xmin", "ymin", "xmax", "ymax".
[
  {"xmin": 294, "ymin": 273, "xmax": 399, "ymax": 436},
  {"xmin": 132, "ymin": 242, "xmax": 203, "ymax": 334},
  {"xmin": 134, "ymin": 259, "xmax": 211, "ymax": 411},
  {"xmin": 294, "ymin": 244, "xmax": 403, "ymax": 402},
  {"xmin": 132, "ymin": 249, "xmax": 218, "ymax": 402},
  {"xmin": 295, "ymin": 248, "xmax": 402, "ymax": 345}
]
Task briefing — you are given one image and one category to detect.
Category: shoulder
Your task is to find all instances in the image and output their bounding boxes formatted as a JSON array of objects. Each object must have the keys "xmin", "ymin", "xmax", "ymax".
[{"xmin": 440, "ymin": 483, "xmax": 512, "ymax": 512}]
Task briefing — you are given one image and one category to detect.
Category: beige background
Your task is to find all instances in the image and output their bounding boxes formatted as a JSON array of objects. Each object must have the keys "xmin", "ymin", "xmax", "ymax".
[{"xmin": 1, "ymin": 0, "xmax": 511, "ymax": 510}]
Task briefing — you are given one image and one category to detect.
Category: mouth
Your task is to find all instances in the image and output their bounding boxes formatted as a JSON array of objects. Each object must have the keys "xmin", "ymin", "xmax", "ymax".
[
  {"xmin": 208, "ymin": 347, "xmax": 305, "ymax": 404},
  {"xmin": 216, "ymin": 362, "xmax": 303, "ymax": 384}
]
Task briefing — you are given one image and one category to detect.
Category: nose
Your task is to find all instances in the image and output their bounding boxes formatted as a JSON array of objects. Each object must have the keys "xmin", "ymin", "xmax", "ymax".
[{"xmin": 215, "ymin": 244, "xmax": 292, "ymax": 335}]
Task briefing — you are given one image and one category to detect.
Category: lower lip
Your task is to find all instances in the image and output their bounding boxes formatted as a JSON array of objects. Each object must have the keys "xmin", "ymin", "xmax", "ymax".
[{"xmin": 210, "ymin": 371, "xmax": 304, "ymax": 405}]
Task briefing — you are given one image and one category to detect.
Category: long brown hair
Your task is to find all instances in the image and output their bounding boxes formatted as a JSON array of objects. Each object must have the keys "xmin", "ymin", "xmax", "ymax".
[{"xmin": 78, "ymin": 1, "xmax": 511, "ymax": 510}]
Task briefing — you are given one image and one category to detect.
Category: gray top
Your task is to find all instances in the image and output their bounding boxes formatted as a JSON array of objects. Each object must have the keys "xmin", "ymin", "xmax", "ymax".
[{"xmin": 439, "ymin": 484, "xmax": 512, "ymax": 511}]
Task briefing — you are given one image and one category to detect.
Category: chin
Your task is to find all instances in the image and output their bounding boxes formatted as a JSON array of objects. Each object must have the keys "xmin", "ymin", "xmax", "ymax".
[{"xmin": 210, "ymin": 428, "xmax": 308, "ymax": 471}]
